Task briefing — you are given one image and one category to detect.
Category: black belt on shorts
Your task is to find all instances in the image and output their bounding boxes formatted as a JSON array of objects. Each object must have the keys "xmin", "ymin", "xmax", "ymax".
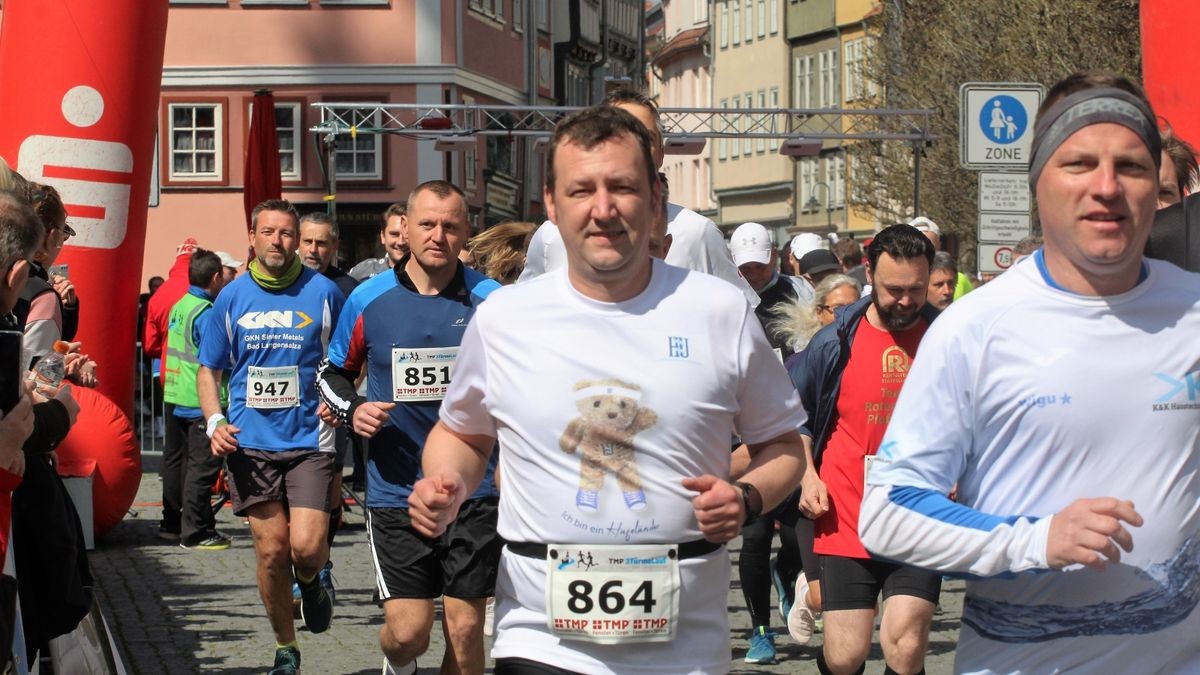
[{"xmin": 506, "ymin": 539, "xmax": 722, "ymax": 560}]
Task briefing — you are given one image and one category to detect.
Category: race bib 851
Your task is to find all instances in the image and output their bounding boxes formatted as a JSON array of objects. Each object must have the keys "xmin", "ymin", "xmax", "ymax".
[{"xmin": 391, "ymin": 346, "xmax": 457, "ymax": 402}]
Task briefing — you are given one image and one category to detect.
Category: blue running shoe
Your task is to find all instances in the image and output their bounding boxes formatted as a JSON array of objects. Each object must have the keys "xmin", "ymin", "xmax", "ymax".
[
  {"xmin": 770, "ymin": 558, "xmax": 792, "ymax": 624},
  {"xmin": 319, "ymin": 560, "xmax": 337, "ymax": 607},
  {"xmin": 744, "ymin": 626, "xmax": 777, "ymax": 664}
]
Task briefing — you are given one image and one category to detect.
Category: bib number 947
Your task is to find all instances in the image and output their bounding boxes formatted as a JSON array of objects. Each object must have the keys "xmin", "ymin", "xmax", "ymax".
[{"xmin": 545, "ymin": 544, "xmax": 680, "ymax": 644}]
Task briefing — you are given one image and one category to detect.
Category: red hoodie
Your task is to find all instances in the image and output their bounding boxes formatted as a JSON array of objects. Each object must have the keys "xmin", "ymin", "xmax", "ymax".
[{"xmin": 143, "ymin": 240, "xmax": 197, "ymax": 360}]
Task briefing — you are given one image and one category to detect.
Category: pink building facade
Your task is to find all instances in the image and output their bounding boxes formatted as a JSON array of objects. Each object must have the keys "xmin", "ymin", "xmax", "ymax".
[
  {"xmin": 144, "ymin": 0, "xmax": 548, "ymax": 285},
  {"xmin": 647, "ymin": 0, "xmax": 715, "ymax": 218}
]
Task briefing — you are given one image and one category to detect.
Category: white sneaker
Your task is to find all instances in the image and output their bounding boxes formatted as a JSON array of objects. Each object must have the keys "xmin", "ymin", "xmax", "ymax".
[
  {"xmin": 483, "ymin": 596, "xmax": 495, "ymax": 637},
  {"xmin": 787, "ymin": 572, "xmax": 818, "ymax": 644},
  {"xmin": 382, "ymin": 659, "xmax": 416, "ymax": 675}
]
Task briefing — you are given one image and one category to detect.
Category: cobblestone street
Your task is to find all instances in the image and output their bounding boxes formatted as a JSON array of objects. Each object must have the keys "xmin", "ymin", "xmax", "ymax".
[{"xmin": 89, "ymin": 455, "xmax": 961, "ymax": 674}]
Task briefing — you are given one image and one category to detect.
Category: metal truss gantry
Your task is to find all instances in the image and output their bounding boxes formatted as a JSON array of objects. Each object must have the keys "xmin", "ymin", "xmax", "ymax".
[
  {"xmin": 309, "ymin": 102, "xmax": 937, "ymax": 216},
  {"xmin": 310, "ymin": 102, "xmax": 935, "ymax": 142}
]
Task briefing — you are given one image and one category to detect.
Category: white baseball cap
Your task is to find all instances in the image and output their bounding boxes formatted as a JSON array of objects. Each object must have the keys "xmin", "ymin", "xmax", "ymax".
[
  {"xmin": 789, "ymin": 232, "xmax": 824, "ymax": 260},
  {"xmin": 908, "ymin": 216, "xmax": 940, "ymax": 235},
  {"xmin": 215, "ymin": 251, "xmax": 243, "ymax": 269},
  {"xmin": 729, "ymin": 222, "xmax": 774, "ymax": 267}
]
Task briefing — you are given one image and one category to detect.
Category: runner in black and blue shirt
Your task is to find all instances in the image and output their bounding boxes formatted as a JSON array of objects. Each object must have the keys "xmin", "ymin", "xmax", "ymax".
[{"xmin": 317, "ymin": 180, "xmax": 500, "ymax": 675}]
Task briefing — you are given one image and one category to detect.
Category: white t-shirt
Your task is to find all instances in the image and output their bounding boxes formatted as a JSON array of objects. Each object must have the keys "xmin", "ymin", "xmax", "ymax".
[
  {"xmin": 441, "ymin": 259, "xmax": 805, "ymax": 674},
  {"xmin": 860, "ymin": 255, "xmax": 1200, "ymax": 675},
  {"xmin": 518, "ymin": 204, "xmax": 759, "ymax": 307}
]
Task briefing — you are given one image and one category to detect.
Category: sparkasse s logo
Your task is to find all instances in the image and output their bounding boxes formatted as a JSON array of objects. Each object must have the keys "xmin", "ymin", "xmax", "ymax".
[{"xmin": 236, "ymin": 310, "xmax": 313, "ymax": 330}]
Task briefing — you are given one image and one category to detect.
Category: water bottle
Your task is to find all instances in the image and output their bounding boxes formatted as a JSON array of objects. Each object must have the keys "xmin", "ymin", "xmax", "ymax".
[{"xmin": 30, "ymin": 340, "xmax": 70, "ymax": 393}]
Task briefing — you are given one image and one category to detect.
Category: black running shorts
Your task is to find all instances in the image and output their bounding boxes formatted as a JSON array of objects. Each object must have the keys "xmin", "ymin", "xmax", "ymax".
[
  {"xmin": 819, "ymin": 554, "xmax": 942, "ymax": 611},
  {"xmin": 368, "ymin": 496, "xmax": 501, "ymax": 600}
]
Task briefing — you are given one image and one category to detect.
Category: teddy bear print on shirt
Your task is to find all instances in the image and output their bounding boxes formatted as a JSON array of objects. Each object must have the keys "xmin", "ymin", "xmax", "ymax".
[{"xmin": 559, "ymin": 379, "xmax": 658, "ymax": 512}]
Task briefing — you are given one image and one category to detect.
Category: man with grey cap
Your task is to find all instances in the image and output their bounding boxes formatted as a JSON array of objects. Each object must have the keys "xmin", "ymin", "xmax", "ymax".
[
  {"xmin": 860, "ymin": 71, "xmax": 1200, "ymax": 673},
  {"xmin": 729, "ymin": 222, "xmax": 813, "ymax": 360}
]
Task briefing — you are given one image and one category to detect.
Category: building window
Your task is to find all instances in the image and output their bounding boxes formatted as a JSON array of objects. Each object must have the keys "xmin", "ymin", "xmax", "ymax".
[
  {"xmin": 327, "ymin": 105, "xmax": 382, "ymax": 180},
  {"xmin": 757, "ymin": 0, "xmax": 765, "ymax": 38},
  {"xmin": 270, "ymin": 102, "xmax": 302, "ymax": 181},
  {"xmin": 744, "ymin": 0, "xmax": 753, "ymax": 42},
  {"xmin": 799, "ymin": 156, "xmax": 815, "ymax": 209},
  {"xmin": 730, "ymin": 96, "xmax": 740, "ymax": 158},
  {"xmin": 794, "ymin": 54, "xmax": 814, "ymax": 108},
  {"xmin": 742, "ymin": 92, "xmax": 752, "ymax": 156},
  {"xmin": 537, "ymin": 0, "xmax": 549, "ymax": 30},
  {"xmin": 168, "ymin": 102, "xmax": 223, "ymax": 182},
  {"xmin": 470, "ymin": 0, "xmax": 504, "ymax": 22},
  {"xmin": 720, "ymin": 3, "xmax": 729, "ymax": 48},
  {"xmin": 513, "ymin": 0, "xmax": 523, "ymax": 31},
  {"xmin": 732, "ymin": 1, "xmax": 740, "ymax": 46},
  {"xmin": 769, "ymin": 87, "xmax": 780, "ymax": 150},
  {"xmin": 834, "ymin": 151, "xmax": 846, "ymax": 207},
  {"xmin": 769, "ymin": 0, "xmax": 778, "ymax": 33},
  {"xmin": 819, "ymin": 48, "xmax": 838, "ymax": 108},
  {"xmin": 844, "ymin": 37, "xmax": 864, "ymax": 100},
  {"xmin": 719, "ymin": 99, "xmax": 729, "ymax": 160},
  {"xmin": 696, "ymin": 0, "xmax": 708, "ymax": 22},
  {"xmin": 756, "ymin": 90, "xmax": 766, "ymax": 153}
]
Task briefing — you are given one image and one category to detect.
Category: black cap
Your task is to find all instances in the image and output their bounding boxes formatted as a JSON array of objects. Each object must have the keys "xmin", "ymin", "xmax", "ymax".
[{"xmin": 799, "ymin": 248, "xmax": 840, "ymax": 276}]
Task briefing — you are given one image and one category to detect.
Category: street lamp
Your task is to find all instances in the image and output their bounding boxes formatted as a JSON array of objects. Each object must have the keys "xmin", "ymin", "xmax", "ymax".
[{"xmin": 805, "ymin": 181, "xmax": 834, "ymax": 232}]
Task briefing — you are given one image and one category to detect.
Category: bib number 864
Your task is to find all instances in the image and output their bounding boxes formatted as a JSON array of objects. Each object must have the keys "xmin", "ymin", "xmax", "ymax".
[{"xmin": 567, "ymin": 580, "xmax": 657, "ymax": 614}]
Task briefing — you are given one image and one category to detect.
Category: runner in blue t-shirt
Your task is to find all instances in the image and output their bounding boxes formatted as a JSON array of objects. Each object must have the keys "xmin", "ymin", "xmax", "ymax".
[
  {"xmin": 197, "ymin": 199, "xmax": 345, "ymax": 675},
  {"xmin": 317, "ymin": 181, "xmax": 500, "ymax": 675}
]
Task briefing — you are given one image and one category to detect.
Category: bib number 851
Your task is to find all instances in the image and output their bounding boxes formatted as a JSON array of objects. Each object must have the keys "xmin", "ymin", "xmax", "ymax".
[
  {"xmin": 402, "ymin": 365, "xmax": 450, "ymax": 387},
  {"xmin": 566, "ymin": 580, "xmax": 657, "ymax": 614}
]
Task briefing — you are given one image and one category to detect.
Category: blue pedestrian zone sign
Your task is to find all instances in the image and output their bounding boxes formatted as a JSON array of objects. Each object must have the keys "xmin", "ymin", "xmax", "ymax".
[
  {"xmin": 979, "ymin": 95, "xmax": 1028, "ymax": 145},
  {"xmin": 960, "ymin": 83, "xmax": 1044, "ymax": 169}
]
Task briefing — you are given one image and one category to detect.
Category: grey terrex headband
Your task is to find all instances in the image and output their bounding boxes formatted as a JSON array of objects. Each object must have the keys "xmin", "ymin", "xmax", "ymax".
[{"xmin": 1027, "ymin": 87, "xmax": 1161, "ymax": 189}]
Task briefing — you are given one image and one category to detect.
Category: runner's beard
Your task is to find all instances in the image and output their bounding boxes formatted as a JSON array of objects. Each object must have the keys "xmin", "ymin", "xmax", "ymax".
[{"xmin": 872, "ymin": 287, "xmax": 922, "ymax": 331}]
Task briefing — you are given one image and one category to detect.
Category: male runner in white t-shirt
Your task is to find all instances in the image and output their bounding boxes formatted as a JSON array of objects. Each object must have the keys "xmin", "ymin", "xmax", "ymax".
[
  {"xmin": 409, "ymin": 105, "xmax": 811, "ymax": 675},
  {"xmin": 860, "ymin": 71, "xmax": 1200, "ymax": 674}
]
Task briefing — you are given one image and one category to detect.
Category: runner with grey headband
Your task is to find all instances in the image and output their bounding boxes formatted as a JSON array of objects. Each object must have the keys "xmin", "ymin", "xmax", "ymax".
[
  {"xmin": 857, "ymin": 70, "xmax": 1200, "ymax": 673},
  {"xmin": 1027, "ymin": 86, "xmax": 1162, "ymax": 188}
]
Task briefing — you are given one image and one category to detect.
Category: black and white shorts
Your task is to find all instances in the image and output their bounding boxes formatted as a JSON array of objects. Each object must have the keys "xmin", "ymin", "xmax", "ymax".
[{"xmin": 367, "ymin": 496, "xmax": 502, "ymax": 600}]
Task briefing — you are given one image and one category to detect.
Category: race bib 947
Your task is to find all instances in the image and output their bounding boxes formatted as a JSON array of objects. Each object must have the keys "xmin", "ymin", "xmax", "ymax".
[
  {"xmin": 246, "ymin": 365, "xmax": 301, "ymax": 409},
  {"xmin": 392, "ymin": 347, "xmax": 457, "ymax": 402},
  {"xmin": 546, "ymin": 544, "xmax": 680, "ymax": 644}
]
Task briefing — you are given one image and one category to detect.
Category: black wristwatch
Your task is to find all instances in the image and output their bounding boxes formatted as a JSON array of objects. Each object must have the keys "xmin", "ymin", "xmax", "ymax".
[{"xmin": 734, "ymin": 481, "xmax": 761, "ymax": 525}]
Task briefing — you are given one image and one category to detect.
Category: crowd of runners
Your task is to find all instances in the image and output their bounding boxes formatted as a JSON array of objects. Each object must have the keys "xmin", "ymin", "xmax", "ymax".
[{"xmin": 2, "ymin": 68, "xmax": 1199, "ymax": 675}]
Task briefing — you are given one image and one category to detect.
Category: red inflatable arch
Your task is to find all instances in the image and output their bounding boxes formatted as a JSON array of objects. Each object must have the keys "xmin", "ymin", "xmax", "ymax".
[
  {"xmin": 55, "ymin": 387, "xmax": 142, "ymax": 537},
  {"xmin": 0, "ymin": 1, "xmax": 168, "ymax": 535}
]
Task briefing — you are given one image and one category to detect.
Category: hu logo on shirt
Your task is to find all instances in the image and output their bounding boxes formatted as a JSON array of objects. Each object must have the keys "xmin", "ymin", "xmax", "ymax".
[
  {"xmin": 236, "ymin": 310, "xmax": 313, "ymax": 330},
  {"xmin": 1152, "ymin": 370, "xmax": 1200, "ymax": 411},
  {"xmin": 881, "ymin": 345, "xmax": 911, "ymax": 383},
  {"xmin": 668, "ymin": 336, "xmax": 689, "ymax": 359}
]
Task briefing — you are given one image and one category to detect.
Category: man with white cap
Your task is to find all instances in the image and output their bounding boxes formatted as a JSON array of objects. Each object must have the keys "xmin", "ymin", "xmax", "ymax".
[
  {"xmin": 861, "ymin": 71, "xmax": 1200, "ymax": 673},
  {"xmin": 730, "ymin": 222, "xmax": 813, "ymax": 361},
  {"xmin": 215, "ymin": 250, "xmax": 243, "ymax": 285},
  {"xmin": 907, "ymin": 217, "xmax": 972, "ymax": 300},
  {"xmin": 788, "ymin": 232, "xmax": 825, "ymax": 277}
]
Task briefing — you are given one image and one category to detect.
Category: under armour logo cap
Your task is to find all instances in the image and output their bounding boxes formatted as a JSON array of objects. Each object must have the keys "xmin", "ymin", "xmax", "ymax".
[{"xmin": 730, "ymin": 222, "xmax": 774, "ymax": 267}]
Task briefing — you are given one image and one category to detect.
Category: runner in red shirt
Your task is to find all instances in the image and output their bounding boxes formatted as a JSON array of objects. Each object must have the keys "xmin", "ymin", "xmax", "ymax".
[{"xmin": 788, "ymin": 224, "xmax": 941, "ymax": 675}]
